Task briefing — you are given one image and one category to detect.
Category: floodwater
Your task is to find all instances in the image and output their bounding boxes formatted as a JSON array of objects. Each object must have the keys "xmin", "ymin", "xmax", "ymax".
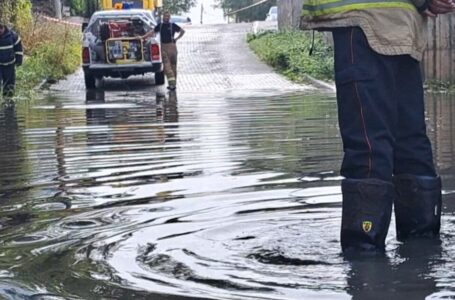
[{"xmin": 0, "ymin": 88, "xmax": 454, "ymax": 300}]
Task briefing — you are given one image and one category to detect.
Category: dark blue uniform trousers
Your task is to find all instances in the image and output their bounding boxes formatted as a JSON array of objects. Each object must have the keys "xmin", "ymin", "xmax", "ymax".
[
  {"xmin": 0, "ymin": 64, "xmax": 16, "ymax": 96},
  {"xmin": 333, "ymin": 27, "xmax": 437, "ymax": 182}
]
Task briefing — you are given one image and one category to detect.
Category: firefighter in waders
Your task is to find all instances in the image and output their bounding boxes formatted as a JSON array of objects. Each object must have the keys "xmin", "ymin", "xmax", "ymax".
[
  {"xmin": 301, "ymin": 0, "xmax": 454, "ymax": 253},
  {"xmin": 0, "ymin": 22, "xmax": 23, "ymax": 98},
  {"xmin": 154, "ymin": 12, "xmax": 185, "ymax": 90}
]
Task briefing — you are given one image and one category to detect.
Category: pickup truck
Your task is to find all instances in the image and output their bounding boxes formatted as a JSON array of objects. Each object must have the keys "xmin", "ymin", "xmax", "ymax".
[{"xmin": 82, "ymin": 9, "xmax": 164, "ymax": 89}]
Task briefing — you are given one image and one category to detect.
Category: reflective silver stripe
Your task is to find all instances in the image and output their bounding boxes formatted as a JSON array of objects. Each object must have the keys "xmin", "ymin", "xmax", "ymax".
[
  {"xmin": 303, "ymin": 0, "xmax": 413, "ymax": 11},
  {"xmin": 15, "ymin": 52, "xmax": 23, "ymax": 55},
  {"xmin": 0, "ymin": 59, "xmax": 15, "ymax": 66},
  {"xmin": 14, "ymin": 37, "xmax": 21, "ymax": 45},
  {"xmin": 0, "ymin": 45, "xmax": 14, "ymax": 50}
]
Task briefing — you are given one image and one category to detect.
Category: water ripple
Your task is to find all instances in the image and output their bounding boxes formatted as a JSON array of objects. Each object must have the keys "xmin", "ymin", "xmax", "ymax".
[{"xmin": 0, "ymin": 91, "xmax": 454, "ymax": 299}]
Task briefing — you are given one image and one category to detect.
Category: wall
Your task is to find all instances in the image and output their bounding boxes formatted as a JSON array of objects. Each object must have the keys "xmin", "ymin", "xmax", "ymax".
[{"xmin": 423, "ymin": 14, "xmax": 455, "ymax": 83}]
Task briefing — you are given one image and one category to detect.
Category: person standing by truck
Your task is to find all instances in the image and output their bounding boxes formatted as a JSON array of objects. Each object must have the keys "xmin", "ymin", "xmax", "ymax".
[
  {"xmin": 0, "ymin": 21, "xmax": 23, "ymax": 98},
  {"xmin": 154, "ymin": 12, "xmax": 185, "ymax": 90}
]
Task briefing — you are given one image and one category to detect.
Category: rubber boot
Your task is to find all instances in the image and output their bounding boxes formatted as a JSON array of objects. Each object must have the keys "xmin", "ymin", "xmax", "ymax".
[
  {"xmin": 341, "ymin": 178, "xmax": 394, "ymax": 253},
  {"xmin": 167, "ymin": 79, "xmax": 176, "ymax": 90},
  {"xmin": 393, "ymin": 174, "xmax": 442, "ymax": 241}
]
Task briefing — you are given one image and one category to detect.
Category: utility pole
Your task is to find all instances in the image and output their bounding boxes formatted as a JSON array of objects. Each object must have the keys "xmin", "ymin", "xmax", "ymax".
[
  {"xmin": 200, "ymin": 3, "xmax": 204, "ymax": 24},
  {"xmin": 53, "ymin": 0, "xmax": 62, "ymax": 19}
]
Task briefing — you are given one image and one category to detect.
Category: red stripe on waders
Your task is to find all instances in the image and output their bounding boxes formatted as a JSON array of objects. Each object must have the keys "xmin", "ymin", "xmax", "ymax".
[{"xmin": 350, "ymin": 28, "xmax": 372, "ymax": 177}]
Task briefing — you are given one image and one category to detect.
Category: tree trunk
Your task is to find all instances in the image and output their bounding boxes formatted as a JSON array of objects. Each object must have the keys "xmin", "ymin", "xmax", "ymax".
[
  {"xmin": 53, "ymin": 0, "xmax": 62, "ymax": 19},
  {"xmin": 277, "ymin": 0, "xmax": 302, "ymax": 30}
]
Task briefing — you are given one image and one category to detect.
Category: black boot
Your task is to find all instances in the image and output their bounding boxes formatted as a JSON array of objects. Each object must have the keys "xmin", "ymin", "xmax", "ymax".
[
  {"xmin": 393, "ymin": 174, "xmax": 442, "ymax": 241},
  {"xmin": 341, "ymin": 179, "xmax": 394, "ymax": 253}
]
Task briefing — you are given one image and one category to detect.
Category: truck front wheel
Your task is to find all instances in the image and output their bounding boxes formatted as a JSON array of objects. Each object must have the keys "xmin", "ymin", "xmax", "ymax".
[
  {"xmin": 84, "ymin": 71, "xmax": 96, "ymax": 89},
  {"xmin": 154, "ymin": 71, "xmax": 165, "ymax": 85}
]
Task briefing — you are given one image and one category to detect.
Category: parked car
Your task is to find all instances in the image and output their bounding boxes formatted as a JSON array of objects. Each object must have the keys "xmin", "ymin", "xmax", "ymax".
[
  {"xmin": 265, "ymin": 6, "xmax": 278, "ymax": 21},
  {"xmin": 81, "ymin": 9, "xmax": 164, "ymax": 89},
  {"xmin": 170, "ymin": 15, "xmax": 192, "ymax": 26}
]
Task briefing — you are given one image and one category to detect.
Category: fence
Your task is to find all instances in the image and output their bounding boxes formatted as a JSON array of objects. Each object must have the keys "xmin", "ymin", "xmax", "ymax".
[{"xmin": 423, "ymin": 14, "xmax": 455, "ymax": 84}]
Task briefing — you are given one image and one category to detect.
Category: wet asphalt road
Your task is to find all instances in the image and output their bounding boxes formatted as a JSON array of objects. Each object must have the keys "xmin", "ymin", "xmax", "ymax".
[{"xmin": 0, "ymin": 23, "xmax": 455, "ymax": 300}]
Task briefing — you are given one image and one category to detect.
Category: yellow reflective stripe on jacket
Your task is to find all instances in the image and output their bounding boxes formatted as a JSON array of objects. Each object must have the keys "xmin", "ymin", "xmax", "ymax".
[
  {"xmin": 306, "ymin": 0, "xmax": 345, "ymax": 6},
  {"xmin": 0, "ymin": 45, "xmax": 14, "ymax": 50},
  {"xmin": 303, "ymin": 1, "xmax": 416, "ymax": 16},
  {"xmin": 14, "ymin": 37, "xmax": 21, "ymax": 45},
  {"xmin": 0, "ymin": 58, "xmax": 16, "ymax": 66}
]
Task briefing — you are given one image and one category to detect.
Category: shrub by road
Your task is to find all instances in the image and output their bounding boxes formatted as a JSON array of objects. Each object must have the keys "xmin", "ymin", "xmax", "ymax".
[
  {"xmin": 248, "ymin": 30, "xmax": 334, "ymax": 82},
  {"xmin": 1, "ymin": 0, "xmax": 81, "ymax": 99}
]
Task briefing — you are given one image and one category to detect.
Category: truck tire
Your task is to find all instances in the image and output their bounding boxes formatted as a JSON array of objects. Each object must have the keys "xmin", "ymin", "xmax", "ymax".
[
  {"xmin": 154, "ymin": 71, "xmax": 165, "ymax": 85},
  {"xmin": 84, "ymin": 71, "xmax": 96, "ymax": 89}
]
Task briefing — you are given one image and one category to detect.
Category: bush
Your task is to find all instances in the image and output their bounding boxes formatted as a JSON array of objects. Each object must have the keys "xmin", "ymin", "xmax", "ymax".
[
  {"xmin": 16, "ymin": 19, "xmax": 82, "ymax": 93},
  {"xmin": 0, "ymin": 1, "xmax": 82, "ymax": 101},
  {"xmin": 248, "ymin": 30, "xmax": 334, "ymax": 81}
]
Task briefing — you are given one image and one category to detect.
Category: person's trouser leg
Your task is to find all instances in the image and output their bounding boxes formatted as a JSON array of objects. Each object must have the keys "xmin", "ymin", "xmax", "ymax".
[
  {"xmin": 334, "ymin": 27, "xmax": 396, "ymax": 181},
  {"xmin": 1, "ymin": 65, "xmax": 16, "ymax": 98},
  {"xmin": 394, "ymin": 58, "xmax": 436, "ymax": 177},
  {"xmin": 161, "ymin": 43, "xmax": 176, "ymax": 88},
  {"xmin": 393, "ymin": 57, "xmax": 441, "ymax": 241},
  {"xmin": 2, "ymin": 65, "xmax": 16, "ymax": 97},
  {"xmin": 169, "ymin": 43, "xmax": 178, "ymax": 80},
  {"xmin": 333, "ymin": 27, "xmax": 396, "ymax": 252}
]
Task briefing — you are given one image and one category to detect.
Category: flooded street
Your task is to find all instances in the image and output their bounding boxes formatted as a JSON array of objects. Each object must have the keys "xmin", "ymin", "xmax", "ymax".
[{"xmin": 0, "ymin": 24, "xmax": 455, "ymax": 299}]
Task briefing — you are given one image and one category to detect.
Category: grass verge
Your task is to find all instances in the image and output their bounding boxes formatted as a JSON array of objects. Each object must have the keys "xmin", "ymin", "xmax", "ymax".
[{"xmin": 248, "ymin": 30, "xmax": 334, "ymax": 82}]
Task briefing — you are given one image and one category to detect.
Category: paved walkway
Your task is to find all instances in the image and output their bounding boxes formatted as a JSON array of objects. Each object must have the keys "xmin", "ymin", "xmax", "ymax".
[{"xmin": 51, "ymin": 23, "xmax": 312, "ymax": 95}]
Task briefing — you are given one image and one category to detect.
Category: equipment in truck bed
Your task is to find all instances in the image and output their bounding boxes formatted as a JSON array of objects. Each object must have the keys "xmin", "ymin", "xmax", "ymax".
[{"xmin": 106, "ymin": 37, "xmax": 143, "ymax": 63}]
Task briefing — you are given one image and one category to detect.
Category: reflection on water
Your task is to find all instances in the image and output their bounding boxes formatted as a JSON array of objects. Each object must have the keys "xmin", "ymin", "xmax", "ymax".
[
  {"xmin": 347, "ymin": 239, "xmax": 442, "ymax": 300},
  {"xmin": 0, "ymin": 91, "xmax": 454, "ymax": 299}
]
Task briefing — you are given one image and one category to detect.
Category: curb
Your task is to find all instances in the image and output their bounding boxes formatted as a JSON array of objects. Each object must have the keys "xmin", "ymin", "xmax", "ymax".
[{"xmin": 303, "ymin": 74, "xmax": 336, "ymax": 92}]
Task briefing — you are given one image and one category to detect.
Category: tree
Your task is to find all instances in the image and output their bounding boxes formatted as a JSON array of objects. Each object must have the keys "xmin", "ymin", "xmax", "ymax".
[
  {"xmin": 84, "ymin": 0, "xmax": 100, "ymax": 17},
  {"xmin": 163, "ymin": 0, "xmax": 197, "ymax": 14},
  {"xmin": 67, "ymin": 0, "xmax": 100, "ymax": 17},
  {"xmin": 217, "ymin": 0, "xmax": 276, "ymax": 22},
  {"xmin": 53, "ymin": 0, "xmax": 62, "ymax": 18}
]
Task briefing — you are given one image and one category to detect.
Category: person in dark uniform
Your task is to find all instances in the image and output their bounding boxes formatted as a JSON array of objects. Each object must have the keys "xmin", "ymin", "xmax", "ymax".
[
  {"xmin": 0, "ymin": 21, "xmax": 23, "ymax": 98},
  {"xmin": 154, "ymin": 12, "xmax": 185, "ymax": 90}
]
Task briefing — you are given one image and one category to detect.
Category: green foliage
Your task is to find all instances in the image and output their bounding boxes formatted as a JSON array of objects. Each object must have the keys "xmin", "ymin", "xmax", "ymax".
[
  {"xmin": 70, "ymin": 0, "xmax": 87, "ymax": 15},
  {"xmin": 217, "ymin": 0, "xmax": 276, "ymax": 22},
  {"xmin": 0, "ymin": 0, "xmax": 33, "ymax": 31},
  {"xmin": 248, "ymin": 30, "xmax": 334, "ymax": 81},
  {"xmin": 14, "ymin": 22, "xmax": 82, "ymax": 98},
  {"xmin": 163, "ymin": 0, "xmax": 197, "ymax": 14},
  {"xmin": 425, "ymin": 80, "xmax": 455, "ymax": 92},
  {"xmin": 69, "ymin": 0, "xmax": 101, "ymax": 17},
  {"xmin": 0, "ymin": 1, "xmax": 81, "ymax": 102}
]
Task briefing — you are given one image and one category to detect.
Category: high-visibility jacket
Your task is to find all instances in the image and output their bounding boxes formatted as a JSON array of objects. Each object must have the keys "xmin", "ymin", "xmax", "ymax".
[
  {"xmin": 302, "ymin": 0, "xmax": 420, "ymax": 19},
  {"xmin": 0, "ymin": 28, "xmax": 23, "ymax": 66},
  {"xmin": 300, "ymin": 0, "xmax": 428, "ymax": 60}
]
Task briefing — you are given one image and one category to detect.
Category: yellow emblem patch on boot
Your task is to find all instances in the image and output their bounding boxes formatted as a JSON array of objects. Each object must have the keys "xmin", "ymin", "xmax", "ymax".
[{"xmin": 362, "ymin": 221, "xmax": 373, "ymax": 233}]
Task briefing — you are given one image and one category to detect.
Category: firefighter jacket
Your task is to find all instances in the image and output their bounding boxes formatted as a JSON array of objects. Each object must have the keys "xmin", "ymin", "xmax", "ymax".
[
  {"xmin": 301, "ymin": 0, "xmax": 429, "ymax": 60},
  {"xmin": 0, "ymin": 28, "xmax": 23, "ymax": 66}
]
